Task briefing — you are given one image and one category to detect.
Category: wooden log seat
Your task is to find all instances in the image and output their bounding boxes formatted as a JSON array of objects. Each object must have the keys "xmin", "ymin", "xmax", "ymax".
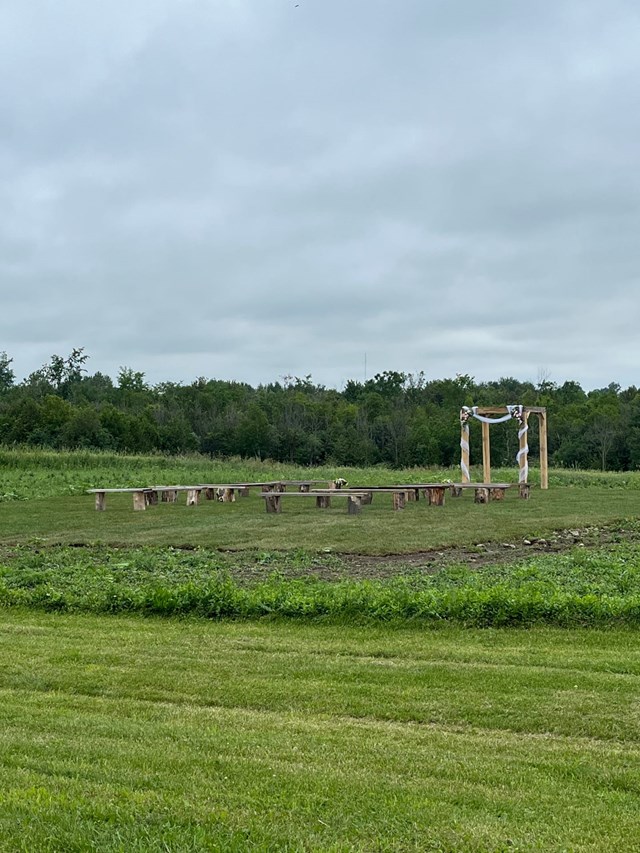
[{"xmin": 261, "ymin": 491, "xmax": 369, "ymax": 515}]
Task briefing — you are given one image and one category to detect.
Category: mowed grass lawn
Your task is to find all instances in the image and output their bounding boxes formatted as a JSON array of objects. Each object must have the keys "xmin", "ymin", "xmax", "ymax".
[
  {"xmin": 3, "ymin": 486, "xmax": 640, "ymax": 553},
  {"xmin": 1, "ymin": 611, "xmax": 640, "ymax": 852}
]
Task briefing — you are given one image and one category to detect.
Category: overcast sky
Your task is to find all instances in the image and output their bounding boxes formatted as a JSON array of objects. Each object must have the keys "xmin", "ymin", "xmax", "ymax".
[{"xmin": 1, "ymin": 0, "xmax": 639, "ymax": 390}]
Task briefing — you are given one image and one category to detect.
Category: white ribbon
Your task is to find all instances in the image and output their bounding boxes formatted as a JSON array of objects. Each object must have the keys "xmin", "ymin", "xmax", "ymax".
[
  {"xmin": 516, "ymin": 414, "xmax": 529, "ymax": 483},
  {"xmin": 461, "ymin": 405, "xmax": 519, "ymax": 425},
  {"xmin": 460, "ymin": 423, "xmax": 470, "ymax": 481}
]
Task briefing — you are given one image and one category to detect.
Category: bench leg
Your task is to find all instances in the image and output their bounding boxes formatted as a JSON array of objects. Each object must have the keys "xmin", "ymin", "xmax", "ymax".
[
  {"xmin": 265, "ymin": 495, "xmax": 282, "ymax": 513},
  {"xmin": 95, "ymin": 492, "xmax": 106, "ymax": 511},
  {"xmin": 299, "ymin": 484, "xmax": 310, "ymax": 492},
  {"xmin": 450, "ymin": 486, "xmax": 463, "ymax": 498},
  {"xmin": 519, "ymin": 484, "xmax": 531, "ymax": 500},
  {"xmin": 145, "ymin": 490, "xmax": 158, "ymax": 506},
  {"xmin": 492, "ymin": 488, "xmax": 506, "ymax": 501},
  {"xmin": 186, "ymin": 489, "xmax": 201, "ymax": 506},
  {"xmin": 474, "ymin": 487, "xmax": 490, "ymax": 504},
  {"xmin": 316, "ymin": 496, "xmax": 331, "ymax": 509},
  {"xmin": 347, "ymin": 495, "xmax": 362, "ymax": 515},
  {"xmin": 392, "ymin": 492, "xmax": 406, "ymax": 510},
  {"xmin": 361, "ymin": 492, "xmax": 373, "ymax": 505},
  {"xmin": 428, "ymin": 487, "xmax": 446, "ymax": 507},
  {"xmin": 239, "ymin": 487, "xmax": 250, "ymax": 497},
  {"xmin": 133, "ymin": 491, "xmax": 146, "ymax": 511},
  {"xmin": 221, "ymin": 488, "xmax": 235, "ymax": 503},
  {"xmin": 406, "ymin": 488, "xmax": 417, "ymax": 502}
]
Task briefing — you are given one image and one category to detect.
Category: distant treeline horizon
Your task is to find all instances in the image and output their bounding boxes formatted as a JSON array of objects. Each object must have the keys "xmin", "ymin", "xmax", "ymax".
[{"xmin": 0, "ymin": 349, "xmax": 636, "ymax": 471}]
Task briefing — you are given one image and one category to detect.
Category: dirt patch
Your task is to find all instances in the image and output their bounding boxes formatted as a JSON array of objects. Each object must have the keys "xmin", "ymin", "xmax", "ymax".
[{"xmin": 276, "ymin": 523, "xmax": 640, "ymax": 582}]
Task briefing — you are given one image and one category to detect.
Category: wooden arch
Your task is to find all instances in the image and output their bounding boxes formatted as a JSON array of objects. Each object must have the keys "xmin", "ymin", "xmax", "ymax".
[{"xmin": 460, "ymin": 406, "xmax": 548, "ymax": 490}]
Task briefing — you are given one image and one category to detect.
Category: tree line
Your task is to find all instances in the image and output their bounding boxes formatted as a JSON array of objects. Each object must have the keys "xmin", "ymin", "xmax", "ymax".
[{"xmin": 0, "ymin": 349, "xmax": 636, "ymax": 470}]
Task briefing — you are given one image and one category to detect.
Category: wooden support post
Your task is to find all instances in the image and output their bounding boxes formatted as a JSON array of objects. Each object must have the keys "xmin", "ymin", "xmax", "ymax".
[
  {"xmin": 162, "ymin": 490, "xmax": 177, "ymax": 503},
  {"xmin": 347, "ymin": 495, "xmax": 362, "ymax": 515},
  {"xmin": 539, "ymin": 411, "xmax": 549, "ymax": 490},
  {"xmin": 144, "ymin": 490, "xmax": 158, "ymax": 506},
  {"xmin": 392, "ymin": 492, "xmax": 406, "ymax": 510},
  {"xmin": 519, "ymin": 484, "xmax": 531, "ymax": 500},
  {"xmin": 132, "ymin": 491, "xmax": 146, "ymax": 511},
  {"xmin": 238, "ymin": 487, "xmax": 250, "ymax": 497},
  {"xmin": 221, "ymin": 488, "xmax": 235, "ymax": 503},
  {"xmin": 361, "ymin": 492, "xmax": 373, "ymax": 505},
  {"xmin": 428, "ymin": 487, "xmax": 446, "ymax": 506},
  {"xmin": 474, "ymin": 487, "xmax": 490, "ymax": 504},
  {"xmin": 450, "ymin": 486, "xmax": 463, "ymax": 498},
  {"xmin": 95, "ymin": 491, "xmax": 106, "ymax": 511},
  {"xmin": 265, "ymin": 495, "xmax": 281, "ymax": 513},
  {"xmin": 461, "ymin": 423, "xmax": 470, "ymax": 483},
  {"xmin": 519, "ymin": 412, "xmax": 530, "ymax": 485},
  {"xmin": 406, "ymin": 488, "xmax": 416, "ymax": 502},
  {"xmin": 482, "ymin": 420, "xmax": 491, "ymax": 484},
  {"xmin": 186, "ymin": 489, "xmax": 200, "ymax": 506},
  {"xmin": 316, "ymin": 495, "xmax": 331, "ymax": 509},
  {"xmin": 205, "ymin": 488, "xmax": 216, "ymax": 500}
]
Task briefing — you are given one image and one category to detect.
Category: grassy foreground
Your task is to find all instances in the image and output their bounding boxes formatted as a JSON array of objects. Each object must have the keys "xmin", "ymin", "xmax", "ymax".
[{"xmin": 1, "ymin": 611, "xmax": 640, "ymax": 852}]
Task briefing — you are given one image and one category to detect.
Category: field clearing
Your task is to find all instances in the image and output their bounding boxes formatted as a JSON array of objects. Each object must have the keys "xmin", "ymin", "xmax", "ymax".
[
  {"xmin": 3, "ymin": 449, "xmax": 640, "ymax": 849},
  {"xmin": 2, "ymin": 484, "xmax": 640, "ymax": 555},
  {"xmin": 1, "ymin": 611, "xmax": 640, "ymax": 851}
]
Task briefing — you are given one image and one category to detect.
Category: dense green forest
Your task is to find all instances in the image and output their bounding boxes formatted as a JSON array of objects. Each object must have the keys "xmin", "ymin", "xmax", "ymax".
[{"xmin": 0, "ymin": 348, "xmax": 635, "ymax": 470}]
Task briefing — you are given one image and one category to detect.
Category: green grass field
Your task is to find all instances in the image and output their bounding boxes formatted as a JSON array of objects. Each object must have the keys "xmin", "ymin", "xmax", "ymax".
[
  {"xmin": 2, "ymin": 611, "xmax": 640, "ymax": 852},
  {"xmin": 2, "ymin": 448, "xmax": 640, "ymax": 850}
]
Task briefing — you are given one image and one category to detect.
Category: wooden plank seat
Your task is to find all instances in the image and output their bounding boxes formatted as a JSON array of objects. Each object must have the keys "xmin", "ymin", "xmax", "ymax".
[
  {"xmin": 448, "ymin": 483, "xmax": 516, "ymax": 503},
  {"xmin": 260, "ymin": 490, "xmax": 371, "ymax": 515},
  {"xmin": 88, "ymin": 486, "xmax": 202, "ymax": 511}
]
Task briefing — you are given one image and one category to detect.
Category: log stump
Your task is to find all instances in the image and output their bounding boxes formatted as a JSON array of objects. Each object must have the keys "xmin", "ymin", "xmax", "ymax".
[
  {"xmin": 392, "ymin": 492, "xmax": 406, "ymax": 510},
  {"xmin": 133, "ymin": 491, "xmax": 147, "ymax": 511},
  {"xmin": 347, "ymin": 495, "xmax": 362, "ymax": 515},
  {"xmin": 519, "ymin": 484, "xmax": 531, "ymax": 500},
  {"xmin": 144, "ymin": 490, "xmax": 158, "ymax": 506},
  {"xmin": 186, "ymin": 489, "xmax": 201, "ymax": 507},
  {"xmin": 265, "ymin": 495, "xmax": 281, "ymax": 513},
  {"xmin": 361, "ymin": 492, "xmax": 373, "ymax": 505},
  {"xmin": 162, "ymin": 490, "xmax": 177, "ymax": 503},
  {"xmin": 450, "ymin": 486, "xmax": 463, "ymax": 498},
  {"xmin": 474, "ymin": 487, "xmax": 490, "ymax": 504},
  {"xmin": 428, "ymin": 487, "xmax": 446, "ymax": 507},
  {"xmin": 406, "ymin": 489, "xmax": 417, "ymax": 502},
  {"xmin": 95, "ymin": 492, "xmax": 106, "ymax": 511},
  {"xmin": 221, "ymin": 488, "xmax": 235, "ymax": 503},
  {"xmin": 316, "ymin": 495, "xmax": 331, "ymax": 509},
  {"xmin": 491, "ymin": 488, "xmax": 506, "ymax": 501},
  {"xmin": 205, "ymin": 488, "xmax": 216, "ymax": 500}
]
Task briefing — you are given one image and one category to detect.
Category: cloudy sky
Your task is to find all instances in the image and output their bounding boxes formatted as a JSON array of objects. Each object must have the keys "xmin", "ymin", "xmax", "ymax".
[{"xmin": 1, "ymin": 0, "xmax": 639, "ymax": 390}]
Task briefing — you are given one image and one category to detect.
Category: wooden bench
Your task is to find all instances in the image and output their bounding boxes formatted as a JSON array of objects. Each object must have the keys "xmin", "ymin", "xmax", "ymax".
[
  {"xmin": 88, "ymin": 486, "xmax": 204, "ymax": 511},
  {"xmin": 448, "ymin": 483, "xmax": 517, "ymax": 503},
  {"xmin": 260, "ymin": 490, "xmax": 371, "ymax": 514}
]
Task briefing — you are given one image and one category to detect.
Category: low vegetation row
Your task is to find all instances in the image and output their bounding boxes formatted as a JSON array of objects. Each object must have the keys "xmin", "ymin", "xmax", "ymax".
[{"xmin": 3, "ymin": 537, "xmax": 640, "ymax": 627}]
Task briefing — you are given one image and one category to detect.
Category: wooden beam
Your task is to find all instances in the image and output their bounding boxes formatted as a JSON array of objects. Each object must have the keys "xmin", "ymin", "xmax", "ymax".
[
  {"xmin": 518, "ymin": 412, "xmax": 530, "ymax": 484},
  {"xmin": 539, "ymin": 411, "xmax": 549, "ymax": 490},
  {"xmin": 482, "ymin": 420, "xmax": 491, "ymax": 484},
  {"xmin": 460, "ymin": 423, "xmax": 470, "ymax": 483}
]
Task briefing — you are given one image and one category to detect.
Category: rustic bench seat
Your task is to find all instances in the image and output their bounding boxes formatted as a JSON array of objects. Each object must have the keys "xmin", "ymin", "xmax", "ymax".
[
  {"xmin": 260, "ymin": 490, "xmax": 371, "ymax": 514},
  {"xmin": 448, "ymin": 483, "xmax": 520, "ymax": 502}
]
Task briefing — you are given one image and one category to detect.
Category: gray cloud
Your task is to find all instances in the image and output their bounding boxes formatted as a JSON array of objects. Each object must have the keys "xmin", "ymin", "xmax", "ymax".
[{"xmin": 1, "ymin": 0, "xmax": 639, "ymax": 390}]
